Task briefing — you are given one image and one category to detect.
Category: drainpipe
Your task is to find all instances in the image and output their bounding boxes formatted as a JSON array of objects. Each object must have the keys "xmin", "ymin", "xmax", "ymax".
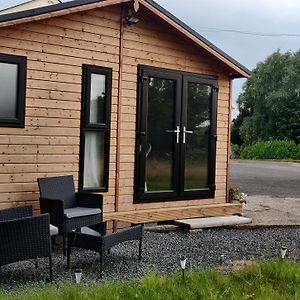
[
  {"xmin": 114, "ymin": 6, "xmax": 124, "ymax": 215},
  {"xmin": 226, "ymin": 76, "xmax": 233, "ymax": 202}
]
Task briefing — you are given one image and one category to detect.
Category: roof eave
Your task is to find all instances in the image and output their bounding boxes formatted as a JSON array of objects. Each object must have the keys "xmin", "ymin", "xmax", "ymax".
[
  {"xmin": 0, "ymin": 0, "xmax": 251, "ymax": 78},
  {"xmin": 142, "ymin": 0, "xmax": 251, "ymax": 78},
  {"xmin": 0, "ymin": 0, "xmax": 130, "ymax": 27}
]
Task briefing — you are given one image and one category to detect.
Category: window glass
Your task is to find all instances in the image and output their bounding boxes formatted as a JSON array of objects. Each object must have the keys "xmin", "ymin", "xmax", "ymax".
[
  {"xmin": 145, "ymin": 77, "xmax": 176, "ymax": 192},
  {"xmin": 184, "ymin": 83, "xmax": 212, "ymax": 190},
  {"xmin": 0, "ymin": 62, "xmax": 18, "ymax": 119},
  {"xmin": 83, "ymin": 131, "xmax": 105, "ymax": 189},
  {"xmin": 89, "ymin": 74, "xmax": 106, "ymax": 124}
]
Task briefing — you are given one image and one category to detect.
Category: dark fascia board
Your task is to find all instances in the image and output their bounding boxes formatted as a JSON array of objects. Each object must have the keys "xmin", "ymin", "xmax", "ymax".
[
  {"xmin": 144, "ymin": 0, "xmax": 251, "ymax": 78},
  {"xmin": 0, "ymin": 0, "xmax": 251, "ymax": 78}
]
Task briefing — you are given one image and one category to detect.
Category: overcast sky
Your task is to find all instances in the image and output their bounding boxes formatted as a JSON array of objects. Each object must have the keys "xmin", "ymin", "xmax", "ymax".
[{"xmin": 1, "ymin": 0, "xmax": 300, "ymax": 118}]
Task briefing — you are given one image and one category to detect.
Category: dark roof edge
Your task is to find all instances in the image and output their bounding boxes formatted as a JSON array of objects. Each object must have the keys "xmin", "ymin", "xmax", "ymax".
[
  {"xmin": 145, "ymin": 0, "xmax": 251, "ymax": 77},
  {"xmin": 0, "ymin": 0, "xmax": 251, "ymax": 77},
  {"xmin": 0, "ymin": 0, "xmax": 106, "ymax": 23}
]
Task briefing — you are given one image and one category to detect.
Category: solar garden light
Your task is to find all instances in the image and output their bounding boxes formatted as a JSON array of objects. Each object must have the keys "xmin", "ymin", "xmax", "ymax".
[
  {"xmin": 281, "ymin": 246, "xmax": 287, "ymax": 259},
  {"xmin": 219, "ymin": 254, "xmax": 226, "ymax": 264},
  {"xmin": 180, "ymin": 257, "xmax": 187, "ymax": 279},
  {"xmin": 75, "ymin": 269, "xmax": 82, "ymax": 284}
]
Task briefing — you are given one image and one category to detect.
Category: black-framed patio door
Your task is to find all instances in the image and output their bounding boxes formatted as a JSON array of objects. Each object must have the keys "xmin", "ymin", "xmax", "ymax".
[
  {"xmin": 180, "ymin": 75, "xmax": 217, "ymax": 199},
  {"xmin": 135, "ymin": 66, "xmax": 217, "ymax": 203}
]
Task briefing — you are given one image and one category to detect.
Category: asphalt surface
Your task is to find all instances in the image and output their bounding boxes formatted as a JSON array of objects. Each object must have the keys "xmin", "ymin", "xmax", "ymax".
[{"xmin": 230, "ymin": 160, "xmax": 300, "ymax": 198}]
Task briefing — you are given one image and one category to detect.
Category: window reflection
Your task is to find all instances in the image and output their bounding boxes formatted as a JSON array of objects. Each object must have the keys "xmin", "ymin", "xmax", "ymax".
[
  {"xmin": 184, "ymin": 83, "xmax": 212, "ymax": 190},
  {"xmin": 0, "ymin": 62, "xmax": 18, "ymax": 119},
  {"xmin": 89, "ymin": 74, "xmax": 106, "ymax": 124},
  {"xmin": 145, "ymin": 77, "xmax": 176, "ymax": 192}
]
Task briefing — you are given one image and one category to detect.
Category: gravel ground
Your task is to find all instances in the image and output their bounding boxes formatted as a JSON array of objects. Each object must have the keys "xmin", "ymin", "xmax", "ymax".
[{"xmin": 1, "ymin": 227, "xmax": 300, "ymax": 292}]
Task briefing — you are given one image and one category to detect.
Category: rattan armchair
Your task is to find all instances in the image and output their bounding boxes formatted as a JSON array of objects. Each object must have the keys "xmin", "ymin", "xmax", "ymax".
[
  {"xmin": 0, "ymin": 206, "xmax": 53, "ymax": 281},
  {"xmin": 37, "ymin": 175, "xmax": 103, "ymax": 255}
]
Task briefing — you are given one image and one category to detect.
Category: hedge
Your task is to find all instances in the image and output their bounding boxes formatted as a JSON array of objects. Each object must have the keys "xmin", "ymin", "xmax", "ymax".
[{"xmin": 239, "ymin": 140, "xmax": 300, "ymax": 160}]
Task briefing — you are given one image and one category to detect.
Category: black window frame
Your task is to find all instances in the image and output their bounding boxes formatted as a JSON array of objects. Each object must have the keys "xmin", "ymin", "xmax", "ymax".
[
  {"xmin": 79, "ymin": 64, "xmax": 112, "ymax": 192},
  {"xmin": 0, "ymin": 53, "xmax": 27, "ymax": 128},
  {"xmin": 134, "ymin": 65, "xmax": 218, "ymax": 203}
]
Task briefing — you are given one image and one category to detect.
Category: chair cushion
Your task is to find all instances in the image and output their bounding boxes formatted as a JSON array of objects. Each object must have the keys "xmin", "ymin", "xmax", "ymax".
[
  {"xmin": 80, "ymin": 226, "xmax": 101, "ymax": 237},
  {"xmin": 50, "ymin": 224, "xmax": 58, "ymax": 236},
  {"xmin": 64, "ymin": 207, "xmax": 101, "ymax": 219}
]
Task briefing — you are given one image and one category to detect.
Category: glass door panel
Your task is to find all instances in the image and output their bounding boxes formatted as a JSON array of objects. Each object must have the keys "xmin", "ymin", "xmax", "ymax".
[
  {"xmin": 183, "ymin": 82, "xmax": 212, "ymax": 191},
  {"xmin": 145, "ymin": 77, "xmax": 177, "ymax": 192}
]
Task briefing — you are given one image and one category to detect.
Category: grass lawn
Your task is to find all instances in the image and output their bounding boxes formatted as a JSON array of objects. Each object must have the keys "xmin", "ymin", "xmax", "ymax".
[{"xmin": 2, "ymin": 260, "xmax": 300, "ymax": 300}]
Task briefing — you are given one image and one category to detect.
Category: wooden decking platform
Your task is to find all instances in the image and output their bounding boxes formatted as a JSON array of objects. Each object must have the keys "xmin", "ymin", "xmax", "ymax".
[{"xmin": 104, "ymin": 203, "xmax": 242, "ymax": 224}]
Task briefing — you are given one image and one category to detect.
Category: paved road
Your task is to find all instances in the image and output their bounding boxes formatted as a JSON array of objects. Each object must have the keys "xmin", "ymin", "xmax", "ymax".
[{"xmin": 229, "ymin": 160, "xmax": 300, "ymax": 198}]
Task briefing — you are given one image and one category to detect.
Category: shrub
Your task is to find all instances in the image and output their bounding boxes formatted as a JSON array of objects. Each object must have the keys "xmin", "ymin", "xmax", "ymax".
[
  {"xmin": 230, "ymin": 144, "xmax": 241, "ymax": 158},
  {"xmin": 229, "ymin": 187, "xmax": 240, "ymax": 201},
  {"xmin": 240, "ymin": 140, "xmax": 300, "ymax": 160},
  {"xmin": 229, "ymin": 187, "xmax": 247, "ymax": 203}
]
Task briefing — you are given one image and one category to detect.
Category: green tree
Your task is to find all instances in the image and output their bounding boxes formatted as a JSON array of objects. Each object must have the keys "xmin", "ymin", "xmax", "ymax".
[
  {"xmin": 234, "ymin": 50, "xmax": 300, "ymax": 145},
  {"xmin": 231, "ymin": 108, "xmax": 249, "ymax": 146}
]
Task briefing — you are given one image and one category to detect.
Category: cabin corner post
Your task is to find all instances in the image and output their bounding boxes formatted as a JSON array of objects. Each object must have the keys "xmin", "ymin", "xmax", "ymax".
[
  {"xmin": 226, "ymin": 77, "xmax": 233, "ymax": 202},
  {"xmin": 114, "ymin": 5, "xmax": 125, "ymax": 214}
]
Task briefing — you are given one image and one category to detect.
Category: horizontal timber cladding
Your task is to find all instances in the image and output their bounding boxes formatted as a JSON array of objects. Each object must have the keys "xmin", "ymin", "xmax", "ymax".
[
  {"xmin": 0, "ymin": 4, "xmax": 231, "ymax": 215},
  {"xmin": 117, "ymin": 7, "xmax": 231, "ymax": 211},
  {"xmin": 0, "ymin": 6, "xmax": 121, "ymax": 211}
]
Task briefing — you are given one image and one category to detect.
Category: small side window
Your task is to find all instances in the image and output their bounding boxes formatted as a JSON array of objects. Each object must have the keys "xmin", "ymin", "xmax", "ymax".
[
  {"xmin": 79, "ymin": 65, "xmax": 112, "ymax": 192},
  {"xmin": 0, "ymin": 53, "xmax": 27, "ymax": 127}
]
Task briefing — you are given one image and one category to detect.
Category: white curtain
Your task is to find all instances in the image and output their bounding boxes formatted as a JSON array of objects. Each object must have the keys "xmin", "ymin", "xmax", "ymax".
[{"xmin": 83, "ymin": 132, "xmax": 104, "ymax": 189}]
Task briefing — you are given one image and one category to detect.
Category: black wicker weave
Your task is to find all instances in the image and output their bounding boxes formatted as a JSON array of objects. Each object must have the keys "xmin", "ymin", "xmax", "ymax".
[
  {"xmin": 0, "ymin": 206, "xmax": 53, "ymax": 282},
  {"xmin": 37, "ymin": 175, "xmax": 104, "ymax": 255},
  {"xmin": 67, "ymin": 223, "xmax": 143, "ymax": 277},
  {"xmin": 0, "ymin": 205, "xmax": 33, "ymax": 221}
]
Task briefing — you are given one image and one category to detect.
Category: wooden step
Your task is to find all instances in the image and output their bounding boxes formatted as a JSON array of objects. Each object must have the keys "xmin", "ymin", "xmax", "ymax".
[{"xmin": 104, "ymin": 203, "xmax": 242, "ymax": 224}]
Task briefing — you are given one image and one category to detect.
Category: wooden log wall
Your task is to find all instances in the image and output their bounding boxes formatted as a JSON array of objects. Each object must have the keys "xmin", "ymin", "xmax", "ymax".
[
  {"xmin": 116, "ymin": 7, "xmax": 231, "ymax": 212},
  {"xmin": 0, "ymin": 5, "xmax": 231, "ymax": 214},
  {"xmin": 0, "ymin": 6, "xmax": 121, "ymax": 211}
]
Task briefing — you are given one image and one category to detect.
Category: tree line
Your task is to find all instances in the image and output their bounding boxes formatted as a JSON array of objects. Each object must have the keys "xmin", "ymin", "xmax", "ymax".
[{"xmin": 232, "ymin": 50, "xmax": 300, "ymax": 147}]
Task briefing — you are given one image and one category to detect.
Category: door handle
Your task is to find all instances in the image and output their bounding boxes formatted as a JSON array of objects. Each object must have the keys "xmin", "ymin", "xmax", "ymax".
[
  {"xmin": 183, "ymin": 126, "xmax": 193, "ymax": 144},
  {"xmin": 165, "ymin": 126, "xmax": 180, "ymax": 143}
]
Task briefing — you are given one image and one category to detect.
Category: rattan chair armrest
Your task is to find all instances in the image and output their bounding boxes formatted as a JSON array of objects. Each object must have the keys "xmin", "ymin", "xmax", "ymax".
[
  {"xmin": 39, "ymin": 197, "xmax": 64, "ymax": 229},
  {"xmin": 75, "ymin": 193, "xmax": 103, "ymax": 209},
  {"xmin": 39, "ymin": 197, "xmax": 64, "ymax": 203},
  {"xmin": 40, "ymin": 197, "xmax": 63, "ymax": 212}
]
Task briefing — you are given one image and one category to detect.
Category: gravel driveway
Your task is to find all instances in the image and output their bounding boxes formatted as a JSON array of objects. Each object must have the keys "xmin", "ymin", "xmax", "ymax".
[
  {"xmin": 1, "ymin": 228, "xmax": 300, "ymax": 292},
  {"xmin": 230, "ymin": 160, "xmax": 300, "ymax": 226},
  {"xmin": 230, "ymin": 160, "xmax": 300, "ymax": 197}
]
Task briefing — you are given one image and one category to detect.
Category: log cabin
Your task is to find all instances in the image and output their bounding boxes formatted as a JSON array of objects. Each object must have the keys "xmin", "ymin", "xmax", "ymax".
[{"xmin": 0, "ymin": 0, "xmax": 251, "ymax": 224}]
